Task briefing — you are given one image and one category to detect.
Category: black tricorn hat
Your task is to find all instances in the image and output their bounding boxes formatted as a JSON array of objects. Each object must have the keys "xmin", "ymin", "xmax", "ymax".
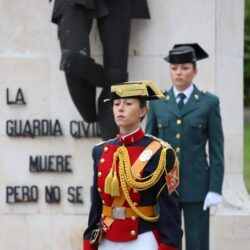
[
  {"xmin": 104, "ymin": 80, "xmax": 165, "ymax": 102},
  {"xmin": 164, "ymin": 43, "xmax": 209, "ymax": 64}
]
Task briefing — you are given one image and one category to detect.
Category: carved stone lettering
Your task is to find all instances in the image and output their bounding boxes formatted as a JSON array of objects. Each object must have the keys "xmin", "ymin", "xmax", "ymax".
[
  {"xmin": 29, "ymin": 155, "xmax": 72, "ymax": 172},
  {"xmin": 67, "ymin": 186, "xmax": 83, "ymax": 203},
  {"xmin": 70, "ymin": 120, "xmax": 101, "ymax": 138},
  {"xmin": 6, "ymin": 119, "xmax": 63, "ymax": 137},
  {"xmin": 6, "ymin": 185, "xmax": 39, "ymax": 203},
  {"xmin": 45, "ymin": 186, "xmax": 61, "ymax": 203},
  {"xmin": 6, "ymin": 88, "xmax": 26, "ymax": 105}
]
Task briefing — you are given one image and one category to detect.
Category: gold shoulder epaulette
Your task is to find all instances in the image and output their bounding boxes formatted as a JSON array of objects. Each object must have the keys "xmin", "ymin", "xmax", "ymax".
[{"xmin": 145, "ymin": 134, "xmax": 172, "ymax": 148}]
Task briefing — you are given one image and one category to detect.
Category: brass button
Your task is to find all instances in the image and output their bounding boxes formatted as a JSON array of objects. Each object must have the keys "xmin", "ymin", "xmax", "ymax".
[
  {"xmin": 98, "ymin": 188, "xmax": 102, "ymax": 192},
  {"xmin": 98, "ymin": 171, "xmax": 102, "ymax": 177},
  {"xmin": 176, "ymin": 119, "xmax": 182, "ymax": 125},
  {"xmin": 104, "ymin": 146, "xmax": 108, "ymax": 152},
  {"xmin": 130, "ymin": 230, "xmax": 136, "ymax": 236},
  {"xmin": 176, "ymin": 147, "xmax": 180, "ymax": 153},
  {"xmin": 133, "ymin": 189, "xmax": 138, "ymax": 193},
  {"xmin": 102, "ymin": 200, "xmax": 105, "ymax": 204},
  {"xmin": 176, "ymin": 133, "xmax": 181, "ymax": 139},
  {"xmin": 133, "ymin": 202, "xmax": 138, "ymax": 206},
  {"xmin": 131, "ymin": 216, "xmax": 136, "ymax": 221},
  {"xmin": 100, "ymin": 158, "xmax": 105, "ymax": 164}
]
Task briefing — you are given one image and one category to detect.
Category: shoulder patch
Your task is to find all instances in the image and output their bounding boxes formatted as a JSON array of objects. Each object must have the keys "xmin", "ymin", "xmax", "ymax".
[{"xmin": 166, "ymin": 164, "xmax": 180, "ymax": 195}]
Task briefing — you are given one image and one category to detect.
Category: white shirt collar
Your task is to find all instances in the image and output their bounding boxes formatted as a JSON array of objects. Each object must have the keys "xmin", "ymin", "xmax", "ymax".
[{"xmin": 173, "ymin": 84, "xmax": 194, "ymax": 101}]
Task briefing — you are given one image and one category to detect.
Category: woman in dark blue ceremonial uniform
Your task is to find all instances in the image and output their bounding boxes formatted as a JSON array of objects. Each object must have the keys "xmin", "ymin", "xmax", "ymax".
[{"xmin": 83, "ymin": 80, "xmax": 183, "ymax": 250}]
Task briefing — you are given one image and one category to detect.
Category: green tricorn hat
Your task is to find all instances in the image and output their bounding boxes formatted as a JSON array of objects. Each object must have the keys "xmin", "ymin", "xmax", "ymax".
[{"xmin": 104, "ymin": 80, "xmax": 165, "ymax": 102}]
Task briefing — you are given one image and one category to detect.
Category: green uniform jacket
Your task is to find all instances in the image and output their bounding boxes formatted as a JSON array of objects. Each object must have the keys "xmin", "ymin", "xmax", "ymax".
[{"xmin": 146, "ymin": 85, "xmax": 224, "ymax": 202}]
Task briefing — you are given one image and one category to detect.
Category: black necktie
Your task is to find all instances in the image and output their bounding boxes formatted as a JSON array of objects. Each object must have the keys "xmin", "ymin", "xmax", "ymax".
[{"xmin": 178, "ymin": 93, "xmax": 186, "ymax": 110}]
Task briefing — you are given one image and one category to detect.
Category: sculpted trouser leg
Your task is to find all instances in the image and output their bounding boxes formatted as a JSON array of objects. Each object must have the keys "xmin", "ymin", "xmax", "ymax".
[
  {"xmin": 180, "ymin": 202, "xmax": 209, "ymax": 250},
  {"xmin": 97, "ymin": 0, "xmax": 131, "ymax": 140},
  {"xmin": 57, "ymin": 1, "xmax": 131, "ymax": 135},
  {"xmin": 98, "ymin": 69, "xmax": 128, "ymax": 140},
  {"xmin": 65, "ymin": 73, "xmax": 97, "ymax": 122},
  {"xmin": 58, "ymin": 4, "xmax": 102, "ymax": 122}
]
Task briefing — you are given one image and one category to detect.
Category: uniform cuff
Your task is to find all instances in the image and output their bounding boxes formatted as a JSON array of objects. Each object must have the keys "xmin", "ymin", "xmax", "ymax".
[
  {"xmin": 83, "ymin": 239, "xmax": 97, "ymax": 250},
  {"xmin": 158, "ymin": 243, "xmax": 178, "ymax": 250}
]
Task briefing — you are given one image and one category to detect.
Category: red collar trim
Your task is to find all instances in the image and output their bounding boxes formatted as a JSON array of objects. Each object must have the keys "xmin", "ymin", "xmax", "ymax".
[{"xmin": 117, "ymin": 127, "xmax": 145, "ymax": 145}]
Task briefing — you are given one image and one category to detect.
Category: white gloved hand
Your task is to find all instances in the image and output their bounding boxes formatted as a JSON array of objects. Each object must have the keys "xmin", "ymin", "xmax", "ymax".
[{"xmin": 203, "ymin": 191, "xmax": 222, "ymax": 211}]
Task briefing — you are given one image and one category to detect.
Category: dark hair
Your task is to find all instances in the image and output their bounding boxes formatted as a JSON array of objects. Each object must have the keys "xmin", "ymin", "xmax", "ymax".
[
  {"xmin": 192, "ymin": 62, "xmax": 197, "ymax": 70},
  {"xmin": 138, "ymin": 97, "xmax": 147, "ymax": 108},
  {"xmin": 137, "ymin": 97, "xmax": 147, "ymax": 121}
]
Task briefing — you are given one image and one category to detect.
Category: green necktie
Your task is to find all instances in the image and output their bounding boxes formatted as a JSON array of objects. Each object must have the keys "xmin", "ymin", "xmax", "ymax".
[{"xmin": 178, "ymin": 93, "xmax": 186, "ymax": 110}]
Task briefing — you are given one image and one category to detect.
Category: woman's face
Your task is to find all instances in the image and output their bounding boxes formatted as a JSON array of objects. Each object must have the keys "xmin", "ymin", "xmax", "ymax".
[
  {"xmin": 170, "ymin": 63, "xmax": 197, "ymax": 91},
  {"xmin": 113, "ymin": 98, "xmax": 147, "ymax": 134}
]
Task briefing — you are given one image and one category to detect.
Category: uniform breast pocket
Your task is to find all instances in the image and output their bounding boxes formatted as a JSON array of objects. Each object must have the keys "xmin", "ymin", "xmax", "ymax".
[
  {"xmin": 189, "ymin": 119, "xmax": 207, "ymax": 143},
  {"xmin": 157, "ymin": 118, "xmax": 171, "ymax": 139}
]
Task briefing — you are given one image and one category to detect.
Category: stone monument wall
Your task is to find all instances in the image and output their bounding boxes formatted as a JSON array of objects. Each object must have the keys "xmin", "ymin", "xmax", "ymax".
[{"xmin": 0, "ymin": 1, "xmax": 249, "ymax": 249}]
